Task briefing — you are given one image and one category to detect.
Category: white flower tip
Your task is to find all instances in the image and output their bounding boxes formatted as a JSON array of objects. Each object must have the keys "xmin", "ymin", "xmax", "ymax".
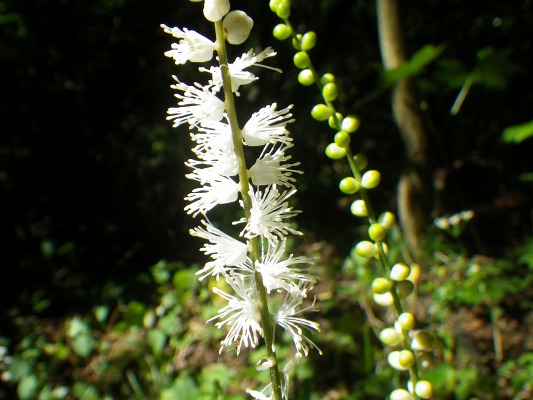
[
  {"xmin": 256, "ymin": 357, "xmax": 275, "ymax": 371},
  {"xmin": 223, "ymin": 10, "xmax": 254, "ymax": 45},
  {"xmin": 203, "ymin": 0, "xmax": 230, "ymax": 21}
]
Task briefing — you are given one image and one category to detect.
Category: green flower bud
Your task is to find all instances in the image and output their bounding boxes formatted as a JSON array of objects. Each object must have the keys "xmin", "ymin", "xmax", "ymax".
[
  {"xmin": 390, "ymin": 389, "xmax": 414, "ymax": 400},
  {"xmin": 390, "ymin": 263, "xmax": 410, "ymax": 281},
  {"xmin": 350, "ymin": 199, "xmax": 367, "ymax": 217},
  {"xmin": 320, "ymin": 73, "xmax": 335, "ymax": 85},
  {"xmin": 396, "ymin": 280, "xmax": 414, "ymax": 299},
  {"xmin": 361, "ymin": 170, "xmax": 381, "ymax": 189},
  {"xmin": 322, "ymin": 82, "xmax": 338, "ymax": 101},
  {"xmin": 273, "ymin": 23, "xmax": 292, "ymax": 40},
  {"xmin": 341, "ymin": 115, "xmax": 360, "ymax": 133},
  {"xmin": 398, "ymin": 350, "xmax": 415, "ymax": 368},
  {"xmin": 292, "ymin": 34, "xmax": 302, "ymax": 50},
  {"xmin": 328, "ymin": 112, "xmax": 342, "ymax": 129},
  {"xmin": 378, "ymin": 211, "xmax": 396, "ymax": 229},
  {"xmin": 417, "ymin": 352, "xmax": 434, "ymax": 369},
  {"xmin": 293, "ymin": 51, "xmax": 311, "ymax": 69},
  {"xmin": 339, "ymin": 177, "xmax": 359, "ymax": 194},
  {"xmin": 368, "ymin": 223, "xmax": 386, "ymax": 241},
  {"xmin": 374, "ymin": 291, "xmax": 394, "ymax": 307},
  {"xmin": 379, "ymin": 327, "xmax": 402, "ymax": 346},
  {"xmin": 415, "ymin": 380, "xmax": 434, "ymax": 399},
  {"xmin": 411, "ymin": 331, "xmax": 434, "ymax": 351},
  {"xmin": 397, "ymin": 312, "xmax": 415, "ymax": 330},
  {"xmin": 311, "ymin": 104, "xmax": 332, "ymax": 121},
  {"xmin": 353, "ymin": 153, "xmax": 368, "ymax": 170},
  {"xmin": 276, "ymin": 1, "xmax": 291, "ymax": 19},
  {"xmin": 298, "ymin": 69, "xmax": 314, "ymax": 86},
  {"xmin": 372, "ymin": 277, "xmax": 392, "ymax": 294},
  {"xmin": 355, "ymin": 240, "xmax": 376, "ymax": 258},
  {"xmin": 387, "ymin": 351, "xmax": 409, "ymax": 371},
  {"xmin": 325, "ymin": 143, "xmax": 346, "ymax": 160},
  {"xmin": 269, "ymin": 0, "xmax": 281, "ymax": 12},
  {"xmin": 301, "ymin": 31, "xmax": 317, "ymax": 50},
  {"xmin": 334, "ymin": 131, "xmax": 351, "ymax": 148}
]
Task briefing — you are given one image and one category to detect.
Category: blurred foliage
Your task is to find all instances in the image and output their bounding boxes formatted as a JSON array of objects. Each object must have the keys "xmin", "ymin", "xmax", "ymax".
[{"xmin": 1, "ymin": 0, "xmax": 533, "ymax": 399}]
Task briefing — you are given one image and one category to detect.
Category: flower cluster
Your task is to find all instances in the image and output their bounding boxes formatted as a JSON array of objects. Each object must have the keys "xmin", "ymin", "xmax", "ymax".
[{"xmin": 162, "ymin": 0, "xmax": 320, "ymax": 398}]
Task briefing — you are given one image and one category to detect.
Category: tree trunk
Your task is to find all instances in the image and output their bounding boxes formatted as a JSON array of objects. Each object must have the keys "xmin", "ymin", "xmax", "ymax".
[{"xmin": 376, "ymin": 0, "xmax": 432, "ymax": 259}]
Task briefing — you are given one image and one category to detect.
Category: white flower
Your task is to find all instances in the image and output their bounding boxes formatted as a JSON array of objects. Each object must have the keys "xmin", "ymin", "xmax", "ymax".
[
  {"xmin": 186, "ymin": 152, "xmax": 239, "ymax": 182},
  {"xmin": 256, "ymin": 240, "xmax": 316, "ymax": 294},
  {"xmin": 209, "ymin": 276, "xmax": 263, "ymax": 354},
  {"xmin": 223, "ymin": 10, "xmax": 254, "ymax": 45},
  {"xmin": 167, "ymin": 79, "xmax": 224, "ymax": 127},
  {"xmin": 184, "ymin": 175, "xmax": 239, "ymax": 216},
  {"xmin": 234, "ymin": 185, "xmax": 302, "ymax": 245},
  {"xmin": 200, "ymin": 47, "xmax": 279, "ymax": 94},
  {"xmin": 190, "ymin": 219, "xmax": 248, "ymax": 280},
  {"xmin": 203, "ymin": 0, "xmax": 230, "ymax": 22},
  {"xmin": 161, "ymin": 25, "xmax": 215, "ymax": 64},
  {"xmin": 249, "ymin": 143, "xmax": 302, "ymax": 187},
  {"xmin": 189, "ymin": 119, "xmax": 234, "ymax": 158},
  {"xmin": 274, "ymin": 291, "xmax": 321, "ymax": 358},
  {"xmin": 242, "ymin": 104, "xmax": 294, "ymax": 146}
]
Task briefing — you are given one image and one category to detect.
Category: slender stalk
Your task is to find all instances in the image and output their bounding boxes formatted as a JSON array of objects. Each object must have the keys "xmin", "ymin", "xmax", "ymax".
[{"xmin": 214, "ymin": 20, "xmax": 283, "ymax": 400}]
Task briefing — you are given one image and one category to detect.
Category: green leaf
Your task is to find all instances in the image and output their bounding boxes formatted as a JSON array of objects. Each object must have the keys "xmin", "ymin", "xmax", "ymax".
[
  {"xmin": 160, "ymin": 373, "xmax": 200, "ymax": 400},
  {"xmin": 17, "ymin": 375, "xmax": 39, "ymax": 400},
  {"xmin": 71, "ymin": 333, "xmax": 96, "ymax": 358},
  {"xmin": 382, "ymin": 43, "xmax": 446, "ymax": 84},
  {"xmin": 93, "ymin": 305, "xmax": 109, "ymax": 323},
  {"xmin": 501, "ymin": 119, "xmax": 533, "ymax": 144},
  {"xmin": 151, "ymin": 259, "xmax": 170, "ymax": 284},
  {"xmin": 470, "ymin": 48, "xmax": 522, "ymax": 89},
  {"xmin": 146, "ymin": 328, "xmax": 167, "ymax": 356}
]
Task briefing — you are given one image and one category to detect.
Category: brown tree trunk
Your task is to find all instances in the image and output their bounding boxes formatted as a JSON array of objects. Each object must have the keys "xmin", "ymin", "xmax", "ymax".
[{"xmin": 376, "ymin": 0, "xmax": 432, "ymax": 259}]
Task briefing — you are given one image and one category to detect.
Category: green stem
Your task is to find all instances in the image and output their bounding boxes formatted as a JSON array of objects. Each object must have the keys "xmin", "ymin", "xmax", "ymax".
[{"xmin": 214, "ymin": 20, "xmax": 283, "ymax": 400}]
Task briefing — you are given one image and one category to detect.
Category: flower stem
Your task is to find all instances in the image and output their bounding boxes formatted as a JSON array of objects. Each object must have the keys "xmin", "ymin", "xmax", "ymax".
[{"xmin": 214, "ymin": 20, "xmax": 283, "ymax": 400}]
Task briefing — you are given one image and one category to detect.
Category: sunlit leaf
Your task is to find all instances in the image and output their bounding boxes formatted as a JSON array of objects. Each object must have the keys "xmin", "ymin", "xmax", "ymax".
[{"xmin": 501, "ymin": 119, "xmax": 533, "ymax": 144}]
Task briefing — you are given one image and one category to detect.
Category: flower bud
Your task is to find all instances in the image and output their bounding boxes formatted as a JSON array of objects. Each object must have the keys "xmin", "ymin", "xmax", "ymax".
[
  {"xmin": 387, "ymin": 351, "xmax": 409, "ymax": 371},
  {"xmin": 379, "ymin": 327, "xmax": 402, "ymax": 346},
  {"xmin": 397, "ymin": 312, "xmax": 415, "ymax": 330},
  {"xmin": 355, "ymin": 241, "xmax": 376, "ymax": 258},
  {"xmin": 223, "ymin": 11, "xmax": 253, "ymax": 44},
  {"xmin": 371, "ymin": 277, "xmax": 392, "ymax": 294},
  {"xmin": 350, "ymin": 200, "xmax": 367, "ymax": 217},
  {"xmin": 361, "ymin": 170, "xmax": 381, "ymax": 189},
  {"xmin": 390, "ymin": 388, "xmax": 414, "ymax": 400},
  {"xmin": 374, "ymin": 291, "xmax": 394, "ymax": 306},
  {"xmin": 390, "ymin": 263, "xmax": 410, "ymax": 281},
  {"xmin": 415, "ymin": 380, "xmax": 434, "ymax": 399},
  {"xmin": 325, "ymin": 143, "xmax": 346, "ymax": 160},
  {"xmin": 203, "ymin": 0, "xmax": 230, "ymax": 22},
  {"xmin": 411, "ymin": 331, "xmax": 434, "ymax": 351}
]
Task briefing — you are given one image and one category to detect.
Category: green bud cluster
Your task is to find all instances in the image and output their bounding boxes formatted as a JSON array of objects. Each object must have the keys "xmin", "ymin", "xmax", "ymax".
[{"xmin": 268, "ymin": 5, "xmax": 434, "ymax": 398}]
